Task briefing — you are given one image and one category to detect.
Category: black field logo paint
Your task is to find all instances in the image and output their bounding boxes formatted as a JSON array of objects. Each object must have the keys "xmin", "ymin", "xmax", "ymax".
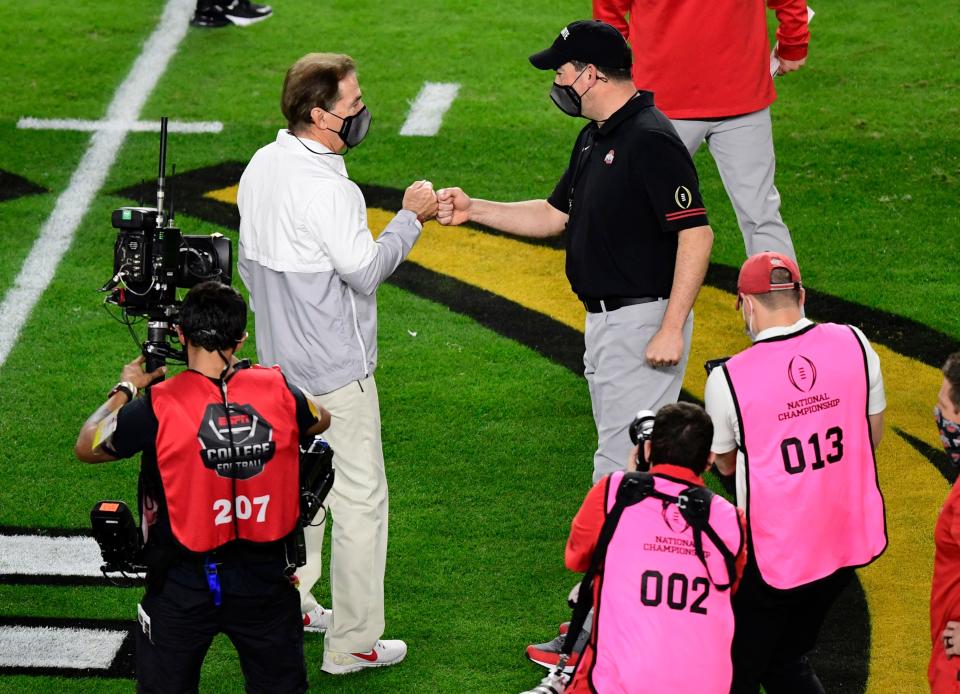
[
  {"xmin": 788, "ymin": 355, "xmax": 818, "ymax": 393},
  {"xmin": 110, "ymin": 161, "xmax": 959, "ymax": 484},
  {"xmin": 198, "ymin": 403, "xmax": 275, "ymax": 479},
  {"xmin": 0, "ymin": 170, "xmax": 47, "ymax": 203}
]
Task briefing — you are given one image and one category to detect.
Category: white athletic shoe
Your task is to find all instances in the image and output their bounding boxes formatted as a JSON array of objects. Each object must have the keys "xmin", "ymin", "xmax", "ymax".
[
  {"xmin": 302, "ymin": 605, "xmax": 332, "ymax": 633},
  {"xmin": 321, "ymin": 639, "xmax": 408, "ymax": 675}
]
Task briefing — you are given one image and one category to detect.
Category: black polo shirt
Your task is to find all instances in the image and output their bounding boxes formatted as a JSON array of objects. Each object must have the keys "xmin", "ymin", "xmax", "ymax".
[{"xmin": 547, "ymin": 91, "xmax": 708, "ymax": 300}]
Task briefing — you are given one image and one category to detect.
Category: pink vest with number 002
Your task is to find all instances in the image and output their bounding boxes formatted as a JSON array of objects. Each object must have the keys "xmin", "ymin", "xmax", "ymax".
[
  {"xmin": 723, "ymin": 323, "xmax": 887, "ymax": 589},
  {"xmin": 587, "ymin": 471, "xmax": 743, "ymax": 694}
]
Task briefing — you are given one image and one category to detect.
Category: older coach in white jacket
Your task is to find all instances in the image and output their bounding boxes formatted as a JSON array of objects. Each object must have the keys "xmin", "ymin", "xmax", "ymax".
[{"xmin": 237, "ymin": 52, "xmax": 437, "ymax": 675}]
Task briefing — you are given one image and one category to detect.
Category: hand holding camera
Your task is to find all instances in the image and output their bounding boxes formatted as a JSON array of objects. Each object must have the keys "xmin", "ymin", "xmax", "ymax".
[
  {"xmin": 628, "ymin": 409, "xmax": 656, "ymax": 471},
  {"xmin": 119, "ymin": 355, "xmax": 168, "ymax": 392}
]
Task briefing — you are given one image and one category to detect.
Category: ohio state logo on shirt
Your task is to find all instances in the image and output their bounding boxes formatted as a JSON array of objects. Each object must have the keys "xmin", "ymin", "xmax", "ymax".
[{"xmin": 197, "ymin": 403, "xmax": 276, "ymax": 480}]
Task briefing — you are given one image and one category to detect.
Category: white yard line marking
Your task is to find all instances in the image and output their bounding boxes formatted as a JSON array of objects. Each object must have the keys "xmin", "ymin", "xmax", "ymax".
[
  {"xmin": 17, "ymin": 117, "xmax": 223, "ymax": 134},
  {"xmin": 0, "ymin": 0, "xmax": 195, "ymax": 368},
  {"xmin": 0, "ymin": 535, "xmax": 106, "ymax": 577},
  {"xmin": 399, "ymin": 82, "xmax": 460, "ymax": 136},
  {"xmin": 0, "ymin": 626, "xmax": 127, "ymax": 669}
]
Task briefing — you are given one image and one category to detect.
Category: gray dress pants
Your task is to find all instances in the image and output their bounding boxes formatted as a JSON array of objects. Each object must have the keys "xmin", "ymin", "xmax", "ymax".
[
  {"xmin": 584, "ymin": 300, "xmax": 693, "ymax": 483},
  {"xmin": 671, "ymin": 108, "xmax": 797, "ymax": 261}
]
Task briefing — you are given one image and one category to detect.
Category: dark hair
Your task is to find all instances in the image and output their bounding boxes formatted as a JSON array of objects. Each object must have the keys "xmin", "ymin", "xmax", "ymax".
[
  {"xmin": 179, "ymin": 281, "xmax": 247, "ymax": 352},
  {"xmin": 281, "ymin": 53, "xmax": 356, "ymax": 133},
  {"xmin": 944, "ymin": 352, "xmax": 960, "ymax": 410},
  {"xmin": 752, "ymin": 267, "xmax": 802, "ymax": 310},
  {"xmin": 570, "ymin": 60, "xmax": 633, "ymax": 83},
  {"xmin": 648, "ymin": 402, "xmax": 714, "ymax": 475}
]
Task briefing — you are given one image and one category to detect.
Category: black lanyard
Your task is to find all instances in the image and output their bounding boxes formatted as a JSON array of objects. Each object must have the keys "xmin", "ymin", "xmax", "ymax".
[{"xmin": 567, "ymin": 128, "xmax": 596, "ymax": 214}]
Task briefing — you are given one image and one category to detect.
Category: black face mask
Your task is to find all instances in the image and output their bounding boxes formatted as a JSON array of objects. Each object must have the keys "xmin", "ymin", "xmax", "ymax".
[
  {"xmin": 325, "ymin": 106, "xmax": 372, "ymax": 149},
  {"xmin": 935, "ymin": 406, "xmax": 960, "ymax": 467},
  {"xmin": 550, "ymin": 68, "xmax": 590, "ymax": 117}
]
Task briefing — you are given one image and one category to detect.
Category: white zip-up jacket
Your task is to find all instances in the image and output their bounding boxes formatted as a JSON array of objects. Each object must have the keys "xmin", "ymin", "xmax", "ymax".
[{"xmin": 238, "ymin": 129, "xmax": 422, "ymax": 395}]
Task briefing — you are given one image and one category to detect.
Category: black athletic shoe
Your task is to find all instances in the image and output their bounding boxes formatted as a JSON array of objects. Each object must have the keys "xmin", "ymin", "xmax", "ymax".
[
  {"xmin": 223, "ymin": 0, "xmax": 273, "ymax": 25},
  {"xmin": 237, "ymin": 0, "xmax": 272, "ymax": 16},
  {"xmin": 190, "ymin": 6, "xmax": 231, "ymax": 28}
]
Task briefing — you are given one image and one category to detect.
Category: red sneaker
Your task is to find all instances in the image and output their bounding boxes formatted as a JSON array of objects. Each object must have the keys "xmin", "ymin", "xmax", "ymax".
[{"xmin": 525, "ymin": 630, "xmax": 587, "ymax": 674}]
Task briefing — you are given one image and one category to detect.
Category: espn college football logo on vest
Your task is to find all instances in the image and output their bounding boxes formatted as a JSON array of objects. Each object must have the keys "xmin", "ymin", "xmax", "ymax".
[{"xmin": 198, "ymin": 404, "xmax": 276, "ymax": 480}]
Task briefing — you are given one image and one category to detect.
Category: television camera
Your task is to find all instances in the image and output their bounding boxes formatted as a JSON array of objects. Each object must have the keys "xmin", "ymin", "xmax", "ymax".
[{"xmin": 100, "ymin": 116, "xmax": 232, "ymax": 372}]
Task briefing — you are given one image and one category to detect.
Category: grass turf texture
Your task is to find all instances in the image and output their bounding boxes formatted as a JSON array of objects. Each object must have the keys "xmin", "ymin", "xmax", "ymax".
[
  {"xmin": 0, "ymin": 0, "xmax": 957, "ymax": 691},
  {"xmin": 0, "ymin": 282, "xmax": 598, "ymax": 692}
]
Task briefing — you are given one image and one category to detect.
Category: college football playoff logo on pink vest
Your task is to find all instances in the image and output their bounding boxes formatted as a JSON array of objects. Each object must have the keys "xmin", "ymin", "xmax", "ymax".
[
  {"xmin": 587, "ymin": 471, "xmax": 742, "ymax": 693},
  {"xmin": 724, "ymin": 323, "xmax": 887, "ymax": 589}
]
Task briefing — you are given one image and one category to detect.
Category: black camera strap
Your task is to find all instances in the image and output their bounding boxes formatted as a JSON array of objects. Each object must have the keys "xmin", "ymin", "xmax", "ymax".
[
  {"xmin": 561, "ymin": 472, "xmax": 658, "ymax": 656},
  {"xmin": 677, "ymin": 486, "xmax": 739, "ymax": 591}
]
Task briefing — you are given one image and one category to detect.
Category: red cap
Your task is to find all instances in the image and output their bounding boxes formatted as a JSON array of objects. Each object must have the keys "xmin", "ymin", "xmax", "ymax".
[{"xmin": 736, "ymin": 252, "xmax": 802, "ymax": 308}]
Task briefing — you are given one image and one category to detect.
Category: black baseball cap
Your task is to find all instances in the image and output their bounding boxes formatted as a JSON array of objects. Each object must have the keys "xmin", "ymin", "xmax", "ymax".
[{"xmin": 529, "ymin": 20, "xmax": 632, "ymax": 71}]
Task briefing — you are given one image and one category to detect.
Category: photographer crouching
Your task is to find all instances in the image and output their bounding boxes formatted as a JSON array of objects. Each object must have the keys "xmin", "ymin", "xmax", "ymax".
[
  {"xmin": 525, "ymin": 403, "xmax": 748, "ymax": 693},
  {"xmin": 75, "ymin": 281, "xmax": 330, "ymax": 694}
]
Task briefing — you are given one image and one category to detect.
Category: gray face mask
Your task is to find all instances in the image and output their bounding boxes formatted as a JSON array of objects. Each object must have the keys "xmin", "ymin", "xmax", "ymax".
[
  {"xmin": 550, "ymin": 68, "xmax": 591, "ymax": 117},
  {"xmin": 326, "ymin": 106, "xmax": 372, "ymax": 149}
]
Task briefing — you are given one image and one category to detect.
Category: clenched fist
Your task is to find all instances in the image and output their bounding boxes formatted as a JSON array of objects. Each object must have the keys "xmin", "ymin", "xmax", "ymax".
[
  {"xmin": 437, "ymin": 187, "xmax": 471, "ymax": 226},
  {"xmin": 402, "ymin": 180, "xmax": 438, "ymax": 224}
]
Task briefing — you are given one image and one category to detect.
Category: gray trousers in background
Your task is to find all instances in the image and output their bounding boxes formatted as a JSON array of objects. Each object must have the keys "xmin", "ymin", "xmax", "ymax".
[
  {"xmin": 671, "ymin": 108, "xmax": 797, "ymax": 261},
  {"xmin": 584, "ymin": 300, "xmax": 693, "ymax": 483}
]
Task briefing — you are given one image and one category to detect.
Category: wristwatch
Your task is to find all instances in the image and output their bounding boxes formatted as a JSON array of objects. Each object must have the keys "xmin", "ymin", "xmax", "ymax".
[{"xmin": 108, "ymin": 381, "xmax": 138, "ymax": 402}]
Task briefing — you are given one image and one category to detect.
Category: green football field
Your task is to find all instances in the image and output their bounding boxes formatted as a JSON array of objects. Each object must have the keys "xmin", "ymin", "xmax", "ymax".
[{"xmin": 0, "ymin": 0, "xmax": 957, "ymax": 692}]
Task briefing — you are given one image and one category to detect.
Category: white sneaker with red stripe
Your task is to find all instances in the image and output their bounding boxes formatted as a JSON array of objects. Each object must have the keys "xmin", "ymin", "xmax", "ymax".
[
  {"xmin": 302, "ymin": 605, "xmax": 332, "ymax": 633},
  {"xmin": 321, "ymin": 639, "xmax": 407, "ymax": 674}
]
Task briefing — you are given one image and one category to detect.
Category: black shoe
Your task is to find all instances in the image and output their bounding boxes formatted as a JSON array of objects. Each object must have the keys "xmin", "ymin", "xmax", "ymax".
[
  {"xmin": 237, "ymin": 0, "xmax": 272, "ymax": 16},
  {"xmin": 190, "ymin": 6, "xmax": 231, "ymax": 28},
  {"xmin": 223, "ymin": 0, "xmax": 272, "ymax": 25}
]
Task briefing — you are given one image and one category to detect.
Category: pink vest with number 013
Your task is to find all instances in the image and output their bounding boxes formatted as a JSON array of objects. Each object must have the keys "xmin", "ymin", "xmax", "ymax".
[
  {"xmin": 588, "ymin": 471, "xmax": 743, "ymax": 694},
  {"xmin": 723, "ymin": 323, "xmax": 887, "ymax": 589}
]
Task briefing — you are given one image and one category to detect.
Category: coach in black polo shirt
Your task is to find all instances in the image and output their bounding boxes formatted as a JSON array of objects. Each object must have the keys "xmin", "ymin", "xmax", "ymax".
[{"xmin": 437, "ymin": 19, "xmax": 713, "ymax": 484}]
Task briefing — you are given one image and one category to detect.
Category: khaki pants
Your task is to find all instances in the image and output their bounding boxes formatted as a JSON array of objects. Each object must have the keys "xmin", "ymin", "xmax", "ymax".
[{"xmin": 298, "ymin": 375, "xmax": 388, "ymax": 652}]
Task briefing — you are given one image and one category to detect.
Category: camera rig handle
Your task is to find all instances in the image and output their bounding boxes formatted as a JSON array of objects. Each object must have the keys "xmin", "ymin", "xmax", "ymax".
[{"xmin": 143, "ymin": 320, "xmax": 185, "ymax": 375}]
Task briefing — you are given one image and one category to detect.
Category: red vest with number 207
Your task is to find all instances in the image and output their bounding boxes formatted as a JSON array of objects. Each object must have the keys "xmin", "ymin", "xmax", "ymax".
[{"xmin": 150, "ymin": 366, "xmax": 300, "ymax": 553}]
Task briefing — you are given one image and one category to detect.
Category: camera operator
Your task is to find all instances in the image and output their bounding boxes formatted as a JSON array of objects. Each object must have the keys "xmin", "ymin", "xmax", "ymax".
[
  {"xmin": 557, "ymin": 403, "xmax": 747, "ymax": 693},
  {"xmin": 75, "ymin": 281, "xmax": 330, "ymax": 694}
]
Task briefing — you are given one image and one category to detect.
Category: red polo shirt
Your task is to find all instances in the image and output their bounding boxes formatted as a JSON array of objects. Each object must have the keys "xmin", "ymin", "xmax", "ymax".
[{"xmin": 593, "ymin": 0, "xmax": 810, "ymax": 119}]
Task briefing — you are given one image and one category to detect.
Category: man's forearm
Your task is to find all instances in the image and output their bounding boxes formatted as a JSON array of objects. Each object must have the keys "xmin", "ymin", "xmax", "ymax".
[
  {"xmin": 340, "ymin": 210, "xmax": 422, "ymax": 296},
  {"xmin": 869, "ymin": 411, "xmax": 885, "ymax": 450},
  {"xmin": 592, "ymin": 0, "xmax": 631, "ymax": 36},
  {"xmin": 714, "ymin": 449, "xmax": 738, "ymax": 476},
  {"xmin": 769, "ymin": 0, "xmax": 810, "ymax": 59},
  {"xmin": 468, "ymin": 199, "xmax": 567, "ymax": 239},
  {"xmin": 75, "ymin": 394, "xmax": 127, "ymax": 463},
  {"xmin": 661, "ymin": 225, "xmax": 713, "ymax": 330}
]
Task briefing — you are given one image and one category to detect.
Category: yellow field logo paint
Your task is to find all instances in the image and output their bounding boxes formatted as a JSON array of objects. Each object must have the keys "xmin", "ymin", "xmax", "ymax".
[{"xmin": 206, "ymin": 181, "xmax": 946, "ymax": 692}]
